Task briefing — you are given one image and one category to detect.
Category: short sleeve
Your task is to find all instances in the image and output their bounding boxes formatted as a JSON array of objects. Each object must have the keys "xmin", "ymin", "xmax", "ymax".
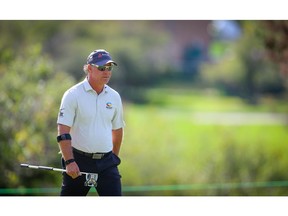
[
  {"xmin": 57, "ymin": 89, "xmax": 77, "ymax": 127},
  {"xmin": 112, "ymin": 95, "xmax": 125, "ymax": 130}
]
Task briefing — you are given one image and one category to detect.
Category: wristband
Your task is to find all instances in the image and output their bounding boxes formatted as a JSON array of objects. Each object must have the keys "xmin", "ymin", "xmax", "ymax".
[
  {"xmin": 57, "ymin": 133, "xmax": 72, "ymax": 142},
  {"xmin": 65, "ymin": 159, "xmax": 75, "ymax": 165}
]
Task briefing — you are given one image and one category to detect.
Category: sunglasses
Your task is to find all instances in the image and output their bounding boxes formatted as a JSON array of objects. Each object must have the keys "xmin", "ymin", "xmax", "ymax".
[{"xmin": 91, "ymin": 64, "xmax": 113, "ymax": 71}]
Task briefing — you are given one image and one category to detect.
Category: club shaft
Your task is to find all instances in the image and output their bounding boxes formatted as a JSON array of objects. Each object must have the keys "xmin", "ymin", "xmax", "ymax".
[{"xmin": 20, "ymin": 163, "xmax": 92, "ymax": 175}]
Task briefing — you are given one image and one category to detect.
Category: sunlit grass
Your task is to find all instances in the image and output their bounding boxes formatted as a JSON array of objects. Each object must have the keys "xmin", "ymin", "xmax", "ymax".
[
  {"xmin": 119, "ymin": 88, "xmax": 288, "ymax": 195},
  {"xmin": 144, "ymin": 87, "xmax": 288, "ymax": 112}
]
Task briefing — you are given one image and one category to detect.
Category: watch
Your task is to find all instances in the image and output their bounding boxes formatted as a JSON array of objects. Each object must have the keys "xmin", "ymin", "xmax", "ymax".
[{"xmin": 65, "ymin": 159, "xmax": 75, "ymax": 165}]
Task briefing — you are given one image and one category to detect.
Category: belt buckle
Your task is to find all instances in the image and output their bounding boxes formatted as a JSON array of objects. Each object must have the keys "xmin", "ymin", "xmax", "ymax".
[{"xmin": 92, "ymin": 153, "xmax": 102, "ymax": 159}]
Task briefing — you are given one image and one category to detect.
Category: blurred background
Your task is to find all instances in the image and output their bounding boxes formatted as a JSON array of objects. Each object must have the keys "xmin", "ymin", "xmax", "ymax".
[{"xmin": 0, "ymin": 20, "xmax": 288, "ymax": 196}]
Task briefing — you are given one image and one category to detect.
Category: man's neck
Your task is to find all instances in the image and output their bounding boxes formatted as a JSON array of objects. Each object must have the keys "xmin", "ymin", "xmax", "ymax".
[{"xmin": 87, "ymin": 78, "xmax": 105, "ymax": 94}]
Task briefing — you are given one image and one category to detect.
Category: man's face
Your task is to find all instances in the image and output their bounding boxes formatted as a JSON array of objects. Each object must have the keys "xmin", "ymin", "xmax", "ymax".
[{"xmin": 88, "ymin": 63, "xmax": 113, "ymax": 84}]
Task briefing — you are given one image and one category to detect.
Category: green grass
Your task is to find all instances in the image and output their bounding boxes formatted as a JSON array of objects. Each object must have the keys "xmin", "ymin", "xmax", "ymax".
[
  {"xmin": 144, "ymin": 87, "xmax": 288, "ymax": 113},
  {"xmin": 119, "ymin": 88, "xmax": 288, "ymax": 195}
]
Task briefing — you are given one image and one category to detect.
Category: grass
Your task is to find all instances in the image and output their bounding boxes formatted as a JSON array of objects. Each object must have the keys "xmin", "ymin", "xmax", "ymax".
[
  {"xmin": 119, "ymin": 88, "xmax": 288, "ymax": 195},
  {"xmin": 144, "ymin": 87, "xmax": 288, "ymax": 113}
]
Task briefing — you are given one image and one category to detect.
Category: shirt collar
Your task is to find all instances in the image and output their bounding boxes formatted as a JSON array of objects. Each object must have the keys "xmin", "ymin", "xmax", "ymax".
[
  {"xmin": 83, "ymin": 78, "xmax": 109, "ymax": 94},
  {"xmin": 83, "ymin": 78, "xmax": 93, "ymax": 92}
]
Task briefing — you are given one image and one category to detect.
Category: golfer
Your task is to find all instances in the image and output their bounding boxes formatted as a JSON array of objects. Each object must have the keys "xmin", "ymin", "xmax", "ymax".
[{"xmin": 56, "ymin": 49, "xmax": 125, "ymax": 196}]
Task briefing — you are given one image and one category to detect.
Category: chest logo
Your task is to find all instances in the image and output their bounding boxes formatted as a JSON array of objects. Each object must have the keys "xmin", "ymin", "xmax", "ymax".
[{"xmin": 106, "ymin": 102, "xmax": 113, "ymax": 109}]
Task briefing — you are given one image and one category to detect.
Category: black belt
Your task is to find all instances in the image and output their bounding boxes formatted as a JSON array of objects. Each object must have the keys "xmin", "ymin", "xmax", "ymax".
[{"xmin": 73, "ymin": 147, "xmax": 111, "ymax": 159}]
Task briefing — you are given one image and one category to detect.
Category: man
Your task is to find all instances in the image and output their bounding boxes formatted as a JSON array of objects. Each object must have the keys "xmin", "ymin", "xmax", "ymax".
[{"xmin": 56, "ymin": 49, "xmax": 125, "ymax": 196}]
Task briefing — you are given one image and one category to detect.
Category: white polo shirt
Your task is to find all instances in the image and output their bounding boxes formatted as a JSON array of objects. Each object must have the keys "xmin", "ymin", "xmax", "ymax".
[{"xmin": 57, "ymin": 78, "xmax": 125, "ymax": 153}]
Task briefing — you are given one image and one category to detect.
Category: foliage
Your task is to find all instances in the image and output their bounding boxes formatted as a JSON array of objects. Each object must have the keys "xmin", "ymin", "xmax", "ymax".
[
  {"xmin": 1, "ymin": 20, "xmax": 287, "ymax": 102},
  {"xmin": 259, "ymin": 21, "xmax": 288, "ymax": 80},
  {"xmin": 37, "ymin": 21, "xmax": 171, "ymax": 87},
  {"xmin": 0, "ymin": 44, "xmax": 75, "ymax": 189},
  {"xmin": 200, "ymin": 21, "xmax": 286, "ymax": 104}
]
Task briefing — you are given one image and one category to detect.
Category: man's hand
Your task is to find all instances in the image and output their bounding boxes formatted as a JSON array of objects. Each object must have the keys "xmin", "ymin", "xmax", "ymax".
[{"xmin": 66, "ymin": 162, "xmax": 81, "ymax": 179}]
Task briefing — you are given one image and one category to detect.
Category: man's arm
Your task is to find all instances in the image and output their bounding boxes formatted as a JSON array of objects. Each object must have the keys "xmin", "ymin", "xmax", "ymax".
[
  {"xmin": 112, "ymin": 128, "xmax": 123, "ymax": 156},
  {"xmin": 58, "ymin": 124, "xmax": 80, "ymax": 178},
  {"xmin": 58, "ymin": 124, "xmax": 74, "ymax": 161}
]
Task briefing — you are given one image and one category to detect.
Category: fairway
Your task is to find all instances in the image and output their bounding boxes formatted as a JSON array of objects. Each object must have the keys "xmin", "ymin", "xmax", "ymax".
[{"xmin": 119, "ymin": 88, "xmax": 288, "ymax": 195}]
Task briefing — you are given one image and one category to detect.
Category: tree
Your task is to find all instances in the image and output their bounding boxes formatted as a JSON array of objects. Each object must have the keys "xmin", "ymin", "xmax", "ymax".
[
  {"xmin": 0, "ymin": 44, "xmax": 75, "ymax": 189},
  {"xmin": 200, "ymin": 21, "xmax": 285, "ymax": 103},
  {"xmin": 258, "ymin": 21, "xmax": 288, "ymax": 89}
]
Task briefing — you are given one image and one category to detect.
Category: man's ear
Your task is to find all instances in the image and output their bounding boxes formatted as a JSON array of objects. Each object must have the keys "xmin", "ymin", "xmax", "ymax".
[{"xmin": 87, "ymin": 64, "xmax": 93, "ymax": 72}]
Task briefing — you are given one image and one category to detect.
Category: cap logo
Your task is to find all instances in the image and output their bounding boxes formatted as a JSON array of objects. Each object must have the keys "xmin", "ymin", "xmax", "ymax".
[{"xmin": 86, "ymin": 49, "xmax": 117, "ymax": 66}]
